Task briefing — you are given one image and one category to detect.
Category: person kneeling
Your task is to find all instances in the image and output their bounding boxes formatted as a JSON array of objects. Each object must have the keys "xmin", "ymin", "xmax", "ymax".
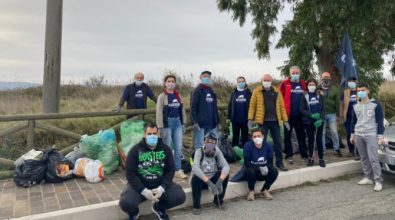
[
  {"xmin": 191, "ymin": 133, "xmax": 230, "ymax": 215},
  {"xmin": 119, "ymin": 124, "xmax": 186, "ymax": 220},
  {"xmin": 244, "ymin": 128, "xmax": 279, "ymax": 201}
]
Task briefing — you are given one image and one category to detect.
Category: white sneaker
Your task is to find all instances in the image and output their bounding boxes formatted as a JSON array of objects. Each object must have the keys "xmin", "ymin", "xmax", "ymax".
[
  {"xmin": 358, "ymin": 177, "xmax": 373, "ymax": 185},
  {"xmin": 175, "ymin": 170, "xmax": 188, "ymax": 179},
  {"xmin": 374, "ymin": 182, "xmax": 383, "ymax": 191}
]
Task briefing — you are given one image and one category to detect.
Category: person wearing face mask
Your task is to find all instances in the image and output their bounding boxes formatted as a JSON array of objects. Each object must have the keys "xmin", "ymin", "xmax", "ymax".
[
  {"xmin": 248, "ymin": 74, "xmax": 289, "ymax": 171},
  {"xmin": 320, "ymin": 72, "xmax": 342, "ymax": 157},
  {"xmin": 279, "ymin": 66, "xmax": 308, "ymax": 163},
  {"xmin": 350, "ymin": 83, "xmax": 385, "ymax": 192},
  {"xmin": 119, "ymin": 123, "xmax": 186, "ymax": 220},
  {"xmin": 191, "ymin": 133, "xmax": 230, "ymax": 215},
  {"xmin": 300, "ymin": 78, "xmax": 326, "ymax": 167},
  {"xmin": 156, "ymin": 75, "xmax": 188, "ymax": 179},
  {"xmin": 190, "ymin": 70, "xmax": 220, "ymax": 149},
  {"xmin": 227, "ymin": 76, "xmax": 252, "ymax": 148},
  {"xmin": 340, "ymin": 77, "xmax": 360, "ymax": 158},
  {"xmin": 114, "ymin": 72, "xmax": 157, "ymax": 119}
]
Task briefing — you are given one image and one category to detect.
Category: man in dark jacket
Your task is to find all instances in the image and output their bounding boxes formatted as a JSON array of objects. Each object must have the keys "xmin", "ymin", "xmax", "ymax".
[
  {"xmin": 119, "ymin": 123, "xmax": 186, "ymax": 220},
  {"xmin": 190, "ymin": 71, "xmax": 220, "ymax": 149},
  {"xmin": 114, "ymin": 72, "xmax": 157, "ymax": 119},
  {"xmin": 227, "ymin": 76, "xmax": 251, "ymax": 148}
]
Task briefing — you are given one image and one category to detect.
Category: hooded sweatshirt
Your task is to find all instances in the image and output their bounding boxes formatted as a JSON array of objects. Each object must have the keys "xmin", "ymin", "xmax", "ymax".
[{"xmin": 351, "ymin": 98, "xmax": 385, "ymax": 137}]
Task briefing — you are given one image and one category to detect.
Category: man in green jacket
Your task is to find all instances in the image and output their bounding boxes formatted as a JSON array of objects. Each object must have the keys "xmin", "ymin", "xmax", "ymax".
[{"xmin": 320, "ymin": 72, "xmax": 342, "ymax": 157}]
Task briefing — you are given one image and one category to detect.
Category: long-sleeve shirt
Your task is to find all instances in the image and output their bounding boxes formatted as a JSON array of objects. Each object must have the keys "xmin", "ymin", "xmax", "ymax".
[
  {"xmin": 192, "ymin": 147, "xmax": 230, "ymax": 180},
  {"xmin": 243, "ymin": 141, "xmax": 274, "ymax": 169},
  {"xmin": 351, "ymin": 98, "xmax": 385, "ymax": 136}
]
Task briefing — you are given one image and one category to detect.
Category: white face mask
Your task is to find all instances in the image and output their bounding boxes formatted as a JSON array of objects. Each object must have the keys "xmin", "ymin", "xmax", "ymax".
[
  {"xmin": 262, "ymin": 81, "xmax": 271, "ymax": 89},
  {"xmin": 253, "ymin": 137, "xmax": 263, "ymax": 145},
  {"xmin": 308, "ymin": 85, "xmax": 316, "ymax": 93},
  {"xmin": 166, "ymin": 82, "xmax": 176, "ymax": 89}
]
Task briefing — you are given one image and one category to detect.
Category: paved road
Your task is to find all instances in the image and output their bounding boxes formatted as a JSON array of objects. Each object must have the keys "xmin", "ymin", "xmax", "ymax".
[{"xmin": 156, "ymin": 173, "xmax": 395, "ymax": 220}]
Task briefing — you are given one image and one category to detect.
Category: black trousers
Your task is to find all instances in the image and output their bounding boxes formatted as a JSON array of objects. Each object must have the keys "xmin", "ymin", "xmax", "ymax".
[
  {"xmin": 119, "ymin": 182, "xmax": 186, "ymax": 217},
  {"xmin": 284, "ymin": 116, "xmax": 308, "ymax": 158},
  {"xmin": 305, "ymin": 123, "xmax": 324, "ymax": 160},
  {"xmin": 191, "ymin": 171, "xmax": 229, "ymax": 209},
  {"xmin": 232, "ymin": 121, "xmax": 249, "ymax": 148},
  {"xmin": 260, "ymin": 122, "xmax": 284, "ymax": 167},
  {"xmin": 244, "ymin": 166, "xmax": 278, "ymax": 191}
]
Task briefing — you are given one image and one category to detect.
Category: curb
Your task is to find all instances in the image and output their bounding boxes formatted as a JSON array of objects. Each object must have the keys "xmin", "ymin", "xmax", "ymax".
[{"xmin": 13, "ymin": 160, "xmax": 361, "ymax": 220}]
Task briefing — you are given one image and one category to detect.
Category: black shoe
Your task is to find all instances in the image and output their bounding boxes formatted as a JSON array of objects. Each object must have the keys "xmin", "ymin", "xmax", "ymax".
[
  {"xmin": 152, "ymin": 204, "xmax": 169, "ymax": 220},
  {"xmin": 335, "ymin": 150, "xmax": 343, "ymax": 157},
  {"xmin": 319, "ymin": 159, "xmax": 326, "ymax": 167},
  {"xmin": 276, "ymin": 165, "xmax": 288, "ymax": 171},
  {"xmin": 302, "ymin": 157, "xmax": 309, "ymax": 161},
  {"xmin": 129, "ymin": 212, "xmax": 139, "ymax": 220},
  {"xmin": 193, "ymin": 208, "xmax": 201, "ymax": 215},
  {"xmin": 307, "ymin": 159, "xmax": 314, "ymax": 166},
  {"xmin": 213, "ymin": 201, "xmax": 227, "ymax": 211},
  {"xmin": 354, "ymin": 157, "xmax": 361, "ymax": 161}
]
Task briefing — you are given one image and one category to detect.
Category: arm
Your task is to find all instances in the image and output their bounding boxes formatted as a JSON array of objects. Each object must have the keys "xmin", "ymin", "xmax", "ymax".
[
  {"xmin": 227, "ymin": 92, "xmax": 233, "ymax": 120},
  {"xmin": 118, "ymin": 86, "xmax": 129, "ymax": 107},
  {"xmin": 320, "ymin": 95, "xmax": 326, "ymax": 119},
  {"xmin": 277, "ymin": 91, "xmax": 288, "ymax": 122},
  {"xmin": 156, "ymin": 94, "xmax": 164, "ymax": 128},
  {"xmin": 215, "ymin": 147, "xmax": 230, "ymax": 179},
  {"xmin": 351, "ymin": 106, "xmax": 357, "ymax": 135},
  {"xmin": 334, "ymin": 87, "xmax": 340, "ymax": 116},
  {"xmin": 375, "ymin": 101, "xmax": 385, "ymax": 135},
  {"xmin": 125, "ymin": 147, "xmax": 145, "ymax": 193},
  {"xmin": 190, "ymin": 88, "xmax": 199, "ymax": 124},
  {"xmin": 191, "ymin": 149, "xmax": 209, "ymax": 182},
  {"xmin": 146, "ymin": 86, "xmax": 157, "ymax": 103},
  {"xmin": 160, "ymin": 146, "xmax": 175, "ymax": 190},
  {"xmin": 299, "ymin": 95, "xmax": 311, "ymax": 117},
  {"xmin": 248, "ymin": 91, "xmax": 257, "ymax": 121},
  {"xmin": 339, "ymin": 91, "xmax": 345, "ymax": 120},
  {"xmin": 279, "ymin": 81, "xmax": 285, "ymax": 97},
  {"xmin": 267, "ymin": 146, "xmax": 274, "ymax": 168},
  {"xmin": 243, "ymin": 145, "xmax": 258, "ymax": 169}
]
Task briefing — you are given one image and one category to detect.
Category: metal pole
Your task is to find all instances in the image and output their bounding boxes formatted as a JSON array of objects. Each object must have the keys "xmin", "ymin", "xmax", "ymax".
[{"xmin": 42, "ymin": 0, "xmax": 63, "ymax": 113}]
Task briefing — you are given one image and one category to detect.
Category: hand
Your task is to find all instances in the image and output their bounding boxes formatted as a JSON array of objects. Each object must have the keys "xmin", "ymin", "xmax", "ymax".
[
  {"xmin": 247, "ymin": 120, "xmax": 255, "ymax": 130},
  {"xmin": 141, "ymin": 188, "xmax": 156, "ymax": 201},
  {"xmin": 207, "ymin": 180, "xmax": 219, "ymax": 195},
  {"xmin": 152, "ymin": 186, "xmax": 165, "ymax": 201},
  {"xmin": 378, "ymin": 135, "xmax": 385, "ymax": 145},
  {"xmin": 350, "ymin": 134, "xmax": 355, "ymax": 145},
  {"xmin": 259, "ymin": 166, "xmax": 268, "ymax": 176},
  {"xmin": 284, "ymin": 122, "xmax": 290, "ymax": 131},
  {"xmin": 311, "ymin": 113, "xmax": 320, "ymax": 120},
  {"xmin": 314, "ymin": 119, "xmax": 323, "ymax": 128},
  {"xmin": 193, "ymin": 123, "xmax": 200, "ymax": 131},
  {"xmin": 336, "ymin": 117, "xmax": 343, "ymax": 124},
  {"xmin": 215, "ymin": 178, "xmax": 224, "ymax": 194},
  {"xmin": 112, "ymin": 105, "xmax": 121, "ymax": 113},
  {"xmin": 226, "ymin": 119, "xmax": 230, "ymax": 124},
  {"xmin": 217, "ymin": 123, "xmax": 222, "ymax": 130},
  {"xmin": 158, "ymin": 128, "xmax": 165, "ymax": 139}
]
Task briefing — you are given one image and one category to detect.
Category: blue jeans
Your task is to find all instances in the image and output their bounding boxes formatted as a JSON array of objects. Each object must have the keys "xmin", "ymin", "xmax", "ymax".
[
  {"xmin": 193, "ymin": 126, "xmax": 217, "ymax": 149},
  {"xmin": 322, "ymin": 113, "xmax": 339, "ymax": 150},
  {"xmin": 163, "ymin": 117, "xmax": 183, "ymax": 171}
]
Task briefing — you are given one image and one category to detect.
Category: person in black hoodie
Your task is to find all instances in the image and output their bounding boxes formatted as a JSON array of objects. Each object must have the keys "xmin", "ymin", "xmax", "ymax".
[
  {"xmin": 300, "ymin": 78, "xmax": 326, "ymax": 167},
  {"xmin": 119, "ymin": 123, "xmax": 186, "ymax": 220},
  {"xmin": 190, "ymin": 70, "xmax": 220, "ymax": 149},
  {"xmin": 227, "ymin": 76, "xmax": 251, "ymax": 148}
]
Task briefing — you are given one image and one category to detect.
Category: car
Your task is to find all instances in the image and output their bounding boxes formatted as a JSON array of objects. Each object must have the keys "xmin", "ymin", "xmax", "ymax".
[{"xmin": 379, "ymin": 120, "xmax": 395, "ymax": 175}]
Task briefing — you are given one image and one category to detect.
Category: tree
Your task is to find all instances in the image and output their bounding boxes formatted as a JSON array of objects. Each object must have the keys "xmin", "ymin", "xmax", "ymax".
[{"xmin": 217, "ymin": 0, "xmax": 395, "ymax": 92}]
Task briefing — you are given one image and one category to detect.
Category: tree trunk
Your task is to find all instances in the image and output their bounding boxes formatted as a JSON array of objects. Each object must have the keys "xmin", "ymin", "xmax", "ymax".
[
  {"xmin": 42, "ymin": 0, "xmax": 63, "ymax": 113},
  {"xmin": 316, "ymin": 48, "xmax": 340, "ymax": 84}
]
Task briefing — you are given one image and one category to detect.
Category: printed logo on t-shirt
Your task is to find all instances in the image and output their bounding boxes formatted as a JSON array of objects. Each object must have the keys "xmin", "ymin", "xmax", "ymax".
[
  {"xmin": 291, "ymin": 86, "xmax": 304, "ymax": 94},
  {"xmin": 350, "ymin": 94, "xmax": 357, "ymax": 103},
  {"xmin": 205, "ymin": 93, "xmax": 214, "ymax": 103},
  {"xmin": 168, "ymin": 98, "xmax": 180, "ymax": 108},
  {"xmin": 367, "ymin": 109, "xmax": 373, "ymax": 117},
  {"xmin": 309, "ymin": 97, "xmax": 320, "ymax": 105},
  {"xmin": 252, "ymin": 156, "xmax": 267, "ymax": 166},
  {"xmin": 236, "ymin": 95, "xmax": 246, "ymax": 103},
  {"xmin": 135, "ymin": 90, "xmax": 143, "ymax": 98}
]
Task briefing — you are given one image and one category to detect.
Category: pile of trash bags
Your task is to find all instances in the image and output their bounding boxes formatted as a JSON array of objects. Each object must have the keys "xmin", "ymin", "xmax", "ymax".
[{"xmin": 119, "ymin": 120, "xmax": 145, "ymax": 156}]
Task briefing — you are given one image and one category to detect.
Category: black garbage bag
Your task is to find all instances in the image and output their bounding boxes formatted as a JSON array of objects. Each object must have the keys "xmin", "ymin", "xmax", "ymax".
[
  {"xmin": 13, "ymin": 159, "xmax": 47, "ymax": 188},
  {"xmin": 181, "ymin": 158, "xmax": 192, "ymax": 174},
  {"xmin": 218, "ymin": 133, "xmax": 237, "ymax": 163},
  {"xmin": 45, "ymin": 149, "xmax": 74, "ymax": 183}
]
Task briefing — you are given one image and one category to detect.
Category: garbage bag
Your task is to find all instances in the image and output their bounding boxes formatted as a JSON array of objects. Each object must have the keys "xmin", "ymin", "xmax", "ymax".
[
  {"xmin": 65, "ymin": 146, "xmax": 85, "ymax": 165},
  {"xmin": 233, "ymin": 146, "xmax": 243, "ymax": 160},
  {"xmin": 119, "ymin": 120, "xmax": 145, "ymax": 155},
  {"xmin": 84, "ymin": 160, "xmax": 105, "ymax": 183},
  {"xmin": 73, "ymin": 158, "xmax": 92, "ymax": 177},
  {"xmin": 218, "ymin": 133, "xmax": 237, "ymax": 163},
  {"xmin": 181, "ymin": 158, "xmax": 192, "ymax": 174},
  {"xmin": 45, "ymin": 149, "xmax": 74, "ymax": 183},
  {"xmin": 98, "ymin": 143, "xmax": 119, "ymax": 174},
  {"xmin": 13, "ymin": 158, "xmax": 47, "ymax": 188}
]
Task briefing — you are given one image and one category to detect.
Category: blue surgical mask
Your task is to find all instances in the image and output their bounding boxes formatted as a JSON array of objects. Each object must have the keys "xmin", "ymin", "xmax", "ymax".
[
  {"xmin": 238, "ymin": 82, "xmax": 246, "ymax": 89},
  {"xmin": 201, "ymin": 77, "xmax": 211, "ymax": 85},
  {"xmin": 135, "ymin": 80, "xmax": 143, "ymax": 86},
  {"xmin": 348, "ymin": 82, "xmax": 356, "ymax": 89},
  {"xmin": 291, "ymin": 74, "xmax": 300, "ymax": 82},
  {"xmin": 146, "ymin": 135, "xmax": 158, "ymax": 146},
  {"xmin": 357, "ymin": 91, "xmax": 367, "ymax": 100}
]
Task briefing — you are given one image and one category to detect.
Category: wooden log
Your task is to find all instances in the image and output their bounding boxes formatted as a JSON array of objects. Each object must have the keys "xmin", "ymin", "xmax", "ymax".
[
  {"xmin": 35, "ymin": 122, "xmax": 81, "ymax": 140},
  {"xmin": 26, "ymin": 120, "xmax": 35, "ymax": 148},
  {"xmin": 0, "ymin": 122, "xmax": 28, "ymax": 138},
  {"xmin": 0, "ymin": 157, "xmax": 15, "ymax": 169},
  {"xmin": 0, "ymin": 170, "xmax": 13, "ymax": 180},
  {"xmin": 59, "ymin": 143, "xmax": 79, "ymax": 155}
]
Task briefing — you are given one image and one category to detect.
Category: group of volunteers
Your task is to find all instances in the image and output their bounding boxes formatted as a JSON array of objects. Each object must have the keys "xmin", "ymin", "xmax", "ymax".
[{"xmin": 115, "ymin": 68, "xmax": 385, "ymax": 220}]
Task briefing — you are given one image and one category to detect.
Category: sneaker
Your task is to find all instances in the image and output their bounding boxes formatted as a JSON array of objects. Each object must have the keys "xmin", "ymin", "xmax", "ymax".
[
  {"xmin": 301, "ymin": 157, "xmax": 308, "ymax": 161},
  {"xmin": 276, "ymin": 165, "xmax": 288, "ymax": 171},
  {"xmin": 213, "ymin": 201, "xmax": 227, "ymax": 211},
  {"xmin": 260, "ymin": 190, "xmax": 273, "ymax": 200},
  {"xmin": 374, "ymin": 182, "xmax": 383, "ymax": 191},
  {"xmin": 307, "ymin": 159, "xmax": 314, "ymax": 167},
  {"xmin": 175, "ymin": 170, "xmax": 188, "ymax": 179},
  {"xmin": 319, "ymin": 159, "xmax": 326, "ymax": 168},
  {"xmin": 354, "ymin": 157, "xmax": 361, "ymax": 161},
  {"xmin": 286, "ymin": 157, "xmax": 294, "ymax": 164},
  {"xmin": 247, "ymin": 191, "xmax": 255, "ymax": 201},
  {"xmin": 335, "ymin": 150, "xmax": 343, "ymax": 157},
  {"xmin": 358, "ymin": 177, "xmax": 373, "ymax": 185},
  {"xmin": 129, "ymin": 212, "xmax": 139, "ymax": 220},
  {"xmin": 152, "ymin": 204, "xmax": 169, "ymax": 220},
  {"xmin": 192, "ymin": 208, "xmax": 201, "ymax": 215}
]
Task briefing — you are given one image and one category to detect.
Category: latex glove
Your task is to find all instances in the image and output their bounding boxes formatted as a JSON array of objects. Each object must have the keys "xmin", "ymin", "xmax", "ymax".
[
  {"xmin": 259, "ymin": 166, "xmax": 269, "ymax": 176},
  {"xmin": 311, "ymin": 113, "xmax": 321, "ymax": 120},
  {"xmin": 215, "ymin": 178, "xmax": 224, "ymax": 195},
  {"xmin": 350, "ymin": 134, "xmax": 355, "ymax": 145},
  {"xmin": 247, "ymin": 120, "xmax": 255, "ymax": 130},
  {"xmin": 207, "ymin": 180, "xmax": 219, "ymax": 195},
  {"xmin": 284, "ymin": 122, "xmax": 290, "ymax": 131},
  {"xmin": 152, "ymin": 186, "xmax": 165, "ymax": 201},
  {"xmin": 112, "ymin": 105, "xmax": 121, "ymax": 113},
  {"xmin": 193, "ymin": 123, "xmax": 200, "ymax": 131},
  {"xmin": 141, "ymin": 188, "xmax": 156, "ymax": 201},
  {"xmin": 378, "ymin": 135, "xmax": 385, "ymax": 145},
  {"xmin": 314, "ymin": 119, "xmax": 323, "ymax": 128}
]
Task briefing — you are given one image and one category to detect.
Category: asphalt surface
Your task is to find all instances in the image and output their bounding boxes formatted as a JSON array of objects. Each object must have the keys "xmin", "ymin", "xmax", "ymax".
[{"xmin": 145, "ymin": 173, "xmax": 395, "ymax": 220}]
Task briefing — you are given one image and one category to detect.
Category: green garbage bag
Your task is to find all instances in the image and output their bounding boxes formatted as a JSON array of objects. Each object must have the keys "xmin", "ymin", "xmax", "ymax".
[
  {"xmin": 119, "ymin": 120, "xmax": 145, "ymax": 155},
  {"xmin": 233, "ymin": 146, "xmax": 243, "ymax": 160},
  {"xmin": 98, "ymin": 144, "xmax": 119, "ymax": 174},
  {"xmin": 238, "ymin": 158, "xmax": 244, "ymax": 165}
]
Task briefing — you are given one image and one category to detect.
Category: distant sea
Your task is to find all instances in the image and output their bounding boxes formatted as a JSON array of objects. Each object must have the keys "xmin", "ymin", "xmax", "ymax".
[{"xmin": 0, "ymin": 82, "xmax": 40, "ymax": 91}]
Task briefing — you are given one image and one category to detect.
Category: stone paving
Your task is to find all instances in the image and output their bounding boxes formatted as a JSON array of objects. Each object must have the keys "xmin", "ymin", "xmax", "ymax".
[{"xmin": 0, "ymin": 149, "xmax": 353, "ymax": 219}]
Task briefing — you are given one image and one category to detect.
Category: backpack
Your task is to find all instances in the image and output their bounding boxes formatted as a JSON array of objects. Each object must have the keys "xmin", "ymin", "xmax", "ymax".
[{"xmin": 190, "ymin": 148, "xmax": 222, "ymax": 169}]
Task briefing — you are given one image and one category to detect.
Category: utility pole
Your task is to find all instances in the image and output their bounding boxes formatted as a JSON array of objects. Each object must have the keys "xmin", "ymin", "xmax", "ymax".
[{"xmin": 42, "ymin": 0, "xmax": 63, "ymax": 113}]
